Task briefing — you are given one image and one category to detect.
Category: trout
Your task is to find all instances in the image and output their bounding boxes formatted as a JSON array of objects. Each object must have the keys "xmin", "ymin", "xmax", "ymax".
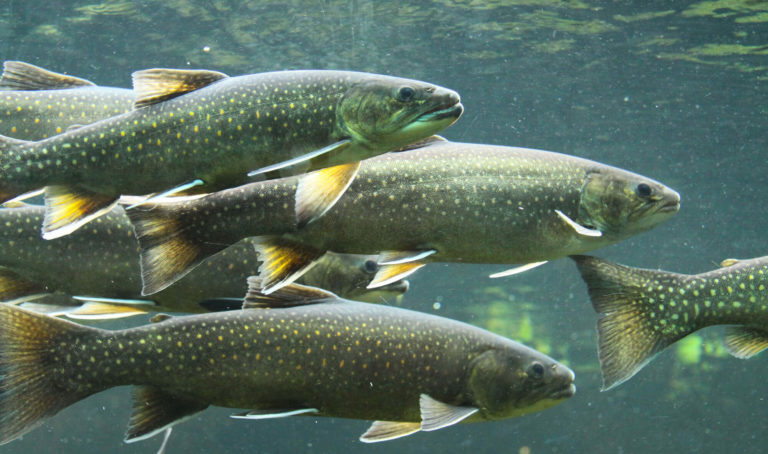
[
  {"xmin": 572, "ymin": 254, "xmax": 768, "ymax": 390},
  {"xmin": 128, "ymin": 137, "xmax": 681, "ymax": 295},
  {"xmin": 0, "ymin": 66, "xmax": 462, "ymax": 238},
  {"xmin": 0, "ymin": 203, "xmax": 407, "ymax": 316},
  {"xmin": 0, "ymin": 279, "xmax": 575, "ymax": 446},
  {"xmin": 0, "ymin": 61, "xmax": 134, "ymax": 140}
]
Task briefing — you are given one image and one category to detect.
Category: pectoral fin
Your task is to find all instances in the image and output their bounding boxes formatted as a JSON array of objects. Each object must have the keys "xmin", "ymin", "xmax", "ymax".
[
  {"xmin": 724, "ymin": 326, "xmax": 768, "ymax": 359},
  {"xmin": 247, "ymin": 139, "xmax": 351, "ymax": 177},
  {"xmin": 230, "ymin": 408, "xmax": 318, "ymax": 420},
  {"xmin": 359, "ymin": 421, "xmax": 422, "ymax": 443},
  {"xmin": 64, "ymin": 299, "xmax": 155, "ymax": 321},
  {"xmin": 126, "ymin": 179, "xmax": 205, "ymax": 209},
  {"xmin": 489, "ymin": 261, "xmax": 548, "ymax": 278},
  {"xmin": 124, "ymin": 386, "xmax": 207, "ymax": 443},
  {"xmin": 243, "ymin": 277, "xmax": 339, "ymax": 309},
  {"xmin": 1, "ymin": 61, "xmax": 95, "ymax": 90},
  {"xmin": 0, "ymin": 267, "xmax": 48, "ymax": 304},
  {"xmin": 42, "ymin": 185, "xmax": 119, "ymax": 239},
  {"xmin": 555, "ymin": 210, "xmax": 602, "ymax": 237},
  {"xmin": 253, "ymin": 237, "xmax": 324, "ymax": 294},
  {"xmin": 132, "ymin": 68, "xmax": 228, "ymax": 108},
  {"xmin": 378, "ymin": 250, "xmax": 436, "ymax": 265},
  {"xmin": 419, "ymin": 394, "xmax": 478, "ymax": 432},
  {"xmin": 367, "ymin": 262, "xmax": 425, "ymax": 289},
  {"xmin": 295, "ymin": 161, "xmax": 360, "ymax": 227}
]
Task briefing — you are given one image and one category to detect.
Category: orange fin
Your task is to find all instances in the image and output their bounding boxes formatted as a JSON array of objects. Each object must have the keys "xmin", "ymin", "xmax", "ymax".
[
  {"xmin": 367, "ymin": 262, "xmax": 425, "ymax": 289},
  {"xmin": 295, "ymin": 160, "xmax": 360, "ymax": 227},
  {"xmin": 132, "ymin": 68, "xmax": 228, "ymax": 108},
  {"xmin": 360, "ymin": 421, "xmax": 421, "ymax": 443},
  {"xmin": 42, "ymin": 185, "xmax": 118, "ymax": 239},
  {"xmin": 253, "ymin": 237, "xmax": 324, "ymax": 294},
  {"xmin": 0, "ymin": 267, "xmax": 48, "ymax": 303},
  {"xmin": 244, "ymin": 277, "xmax": 338, "ymax": 309},
  {"xmin": 724, "ymin": 326, "xmax": 768, "ymax": 359}
]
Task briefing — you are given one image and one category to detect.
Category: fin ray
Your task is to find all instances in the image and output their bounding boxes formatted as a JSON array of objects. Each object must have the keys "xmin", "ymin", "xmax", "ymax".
[
  {"xmin": 724, "ymin": 326, "xmax": 768, "ymax": 359},
  {"xmin": 253, "ymin": 238, "xmax": 324, "ymax": 294},
  {"xmin": 42, "ymin": 185, "xmax": 118, "ymax": 239},
  {"xmin": 132, "ymin": 69, "xmax": 228, "ymax": 108},
  {"xmin": 0, "ymin": 61, "xmax": 95, "ymax": 90},
  {"xmin": 489, "ymin": 261, "xmax": 548, "ymax": 278},
  {"xmin": 244, "ymin": 277, "xmax": 339, "ymax": 309},
  {"xmin": 360, "ymin": 421, "xmax": 421, "ymax": 443},
  {"xmin": 367, "ymin": 262, "xmax": 425, "ymax": 289},
  {"xmin": 419, "ymin": 394, "xmax": 478, "ymax": 432},
  {"xmin": 295, "ymin": 160, "xmax": 360, "ymax": 227},
  {"xmin": 230, "ymin": 408, "xmax": 318, "ymax": 420},
  {"xmin": 125, "ymin": 386, "xmax": 207, "ymax": 443}
]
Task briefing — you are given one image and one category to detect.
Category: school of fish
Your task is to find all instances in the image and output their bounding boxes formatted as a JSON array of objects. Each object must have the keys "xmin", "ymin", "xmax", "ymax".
[{"xmin": 1, "ymin": 59, "xmax": 753, "ymax": 451}]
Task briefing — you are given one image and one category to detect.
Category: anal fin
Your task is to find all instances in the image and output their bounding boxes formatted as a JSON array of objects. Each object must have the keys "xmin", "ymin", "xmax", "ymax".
[
  {"xmin": 253, "ymin": 237, "xmax": 324, "ymax": 294},
  {"xmin": 124, "ymin": 386, "xmax": 207, "ymax": 443},
  {"xmin": 295, "ymin": 160, "xmax": 360, "ymax": 227},
  {"xmin": 489, "ymin": 261, "xmax": 548, "ymax": 278},
  {"xmin": 360, "ymin": 421, "xmax": 421, "ymax": 443},
  {"xmin": 724, "ymin": 326, "xmax": 768, "ymax": 359},
  {"xmin": 367, "ymin": 262, "xmax": 425, "ymax": 289},
  {"xmin": 244, "ymin": 277, "xmax": 338, "ymax": 309},
  {"xmin": 43, "ymin": 185, "xmax": 118, "ymax": 239},
  {"xmin": 0, "ymin": 267, "xmax": 48, "ymax": 304},
  {"xmin": 230, "ymin": 408, "xmax": 318, "ymax": 420},
  {"xmin": 64, "ymin": 301, "xmax": 153, "ymax": 321}
]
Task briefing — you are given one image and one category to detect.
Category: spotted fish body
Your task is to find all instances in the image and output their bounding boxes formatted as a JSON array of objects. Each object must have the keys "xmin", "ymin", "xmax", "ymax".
[
  {"xmin": 129, "ymin": 138, "xmax": 680, "ymax": 295},
  {"xmin": 0, "ymin": 61, "xmax": 134, "ymax": 140},
  {"xmin": 572, "ymin": 255, "xmax": 768, "ymax": 390},
  {"xmin": 0, "ymin": 204, "xmax": 407, "ymax": 314},
  {"xmin": 0, "ymin": 281, "xmax": 575, "ymax": 445},
  {"xmin": 0, "ymin": 68, "xmax": 462, "ymax": 238}
]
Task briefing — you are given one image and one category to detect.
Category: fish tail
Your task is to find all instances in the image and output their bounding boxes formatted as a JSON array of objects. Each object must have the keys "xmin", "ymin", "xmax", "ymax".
[
  {"xmin": 0, "ymin": 304, "xmax": 99, "ymax": 444},
  {"xmin": 125, "ymin": 203, "xmax": 226, "ymax": 295},
  {"xmin": 571, "ymin": 255, "xmax": 691, "ymax": 390}
]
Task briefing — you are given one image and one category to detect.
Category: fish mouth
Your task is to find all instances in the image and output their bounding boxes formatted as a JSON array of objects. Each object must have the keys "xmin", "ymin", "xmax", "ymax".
[
  {"xmin": 658, "ymin": 200, "xmax": 681, "ymax": 213},
  {"xmin": 416, "ymin": 102, "xmax": 464, "ymax": 122},
  {"xmin": 551, "ymin": 383, "xmax": 577, "ymax": 399}
]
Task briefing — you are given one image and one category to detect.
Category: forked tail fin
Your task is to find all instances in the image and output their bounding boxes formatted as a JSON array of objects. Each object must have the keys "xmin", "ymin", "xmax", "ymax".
[
  {"xmin": 0, "ymin": 304, "xmax": 99, "ymax": 444},
  {"xmin": 571, "ymin": 255, "xmax": 692, "ymax": 390}
]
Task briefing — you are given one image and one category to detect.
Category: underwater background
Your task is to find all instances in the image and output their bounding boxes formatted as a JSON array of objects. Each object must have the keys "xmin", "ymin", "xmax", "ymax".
[{"xmin": 1, "ymin": 0, "xmax": 766, "ymax": 452}]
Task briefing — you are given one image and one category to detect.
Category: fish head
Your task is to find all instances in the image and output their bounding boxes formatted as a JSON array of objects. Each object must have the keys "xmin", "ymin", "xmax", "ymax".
[
  {"xmin": 337, "ymin": 76, "xmax": 462, "ymax": 153},
  {"xmin": 466, "ymin": 346, "xmax": 575, "ymax": 420},
  {"xmin": 577, "ymin": 168, "xmax": 680, "ymax": 239},
  {"xmin": 300, "ymin": 253, "xmax": 409, "ymax": 303}
]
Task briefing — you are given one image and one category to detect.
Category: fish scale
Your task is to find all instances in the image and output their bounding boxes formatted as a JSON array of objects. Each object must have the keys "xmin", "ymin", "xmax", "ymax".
[
  {"xmin": 0, "ymin": 68, "xmax": 462, "ymax": 239},
  {"xmin": 127, "ymin": 138, "xmax": 680, "ymax": 295},
  {"xmin": 0, "ymin": 280, "xmax": 574, "ymax": 445}
]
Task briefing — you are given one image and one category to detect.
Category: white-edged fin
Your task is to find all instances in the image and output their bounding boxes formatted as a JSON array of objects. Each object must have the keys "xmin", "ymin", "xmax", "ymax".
[
  {"xmin": 42, "ymin": 185, "xmax": 119, "ymax": 239},
  {"xmin": 555, "ymin": 209, "xmax": 602, "ymax": 237},
  {"xmin": 18, "ymin": 302, "xmax": 75, "ymax": 316},
  {"xmin": 230, "ymin": 408, "xmax": 318, "ymax": 420},
  {"xmin": 419, "ymin": 394, "xmax": 478, "ymax": 432},
  {"xmin": 295, "ymin": 161, "xmax": 360, "ymax": 227},
  {"xmin": 156, "ymin": 428, "xmax": 172, "ymax": 454},
  {"xmin": 253, "ymin": 237, "xmax": 325, "ymax": 294},
  {"xmin": 247, "ymin": 139, "xmax": 351, "ymax": 177},
  {"xmin": 489, "ymin": 261, "xmax": 548, "ymax": 278},
  {"xmin": 367, "ymin": 262, "xmax": 425, "ymax": 289},
  {"xmin": 126, "ymin": 179, "xmax": 205, "ymax": 210},
  {"xmin": 378, "ymin": 250, "xmax": 436, "ymax": 265},
  {"xmin": 245, "ymin": 276, "xmax": 338, "ymax": 309},
  {"xmin": 64, "ymin": 302, "xmax": 152, "ymax": 320},
  {"xmin": 72, "ymin": 295, "xmax": 156, "ymax": 305},
  {"xmin": 724, "ymin": 326, "xmax": 768, "ymax": 359},
  {"xmin": 4, "ymin": 189, "xmax": 44, "ymax": 205},
  {"xmin": 360, "ymin": 421, "xmax": 422, "ymax": 443},
  {"xmin": 124, "ymin": 386, "xmax": 207, "ymax": 443}
]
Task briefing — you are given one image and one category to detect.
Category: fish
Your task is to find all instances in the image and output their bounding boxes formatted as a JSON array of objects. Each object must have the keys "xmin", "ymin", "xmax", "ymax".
[
  {"xmin": 127, "ymin": 137, "xmax": 681, "ymax": 295},
  {"xmin": 571, "ymin": 254, "xmax": 768, "ymax": 390},
  {"xmin": 0, "ymin": 61, "xmax": 135, "ymax": 140},
  {"xmin": 0, "ymin": 203, "xmax": 408, "ymax": 317},
  {"xmin": 0, "ymin": 67, "xmax": 462, "ymax": 238},
  {"xmin": 0, "ymin": 278, "xmax": 575, "ymax": 446}
]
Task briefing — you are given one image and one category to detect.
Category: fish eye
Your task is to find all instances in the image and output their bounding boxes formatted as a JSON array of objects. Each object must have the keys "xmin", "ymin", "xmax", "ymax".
[
  {"xmin": 397, "ymin": 86, "xmax": 416, "ymax": 102},
  {"xmin": 363, "ymin": 259, "xmax": 378, "ymax": 274},
  {"xmin": 636, "ymin": 183, "xmax": 652, "ymax": 198},
  {"xmin": 528, "ymin": 362, "xmax": 545, "ymax": 379}
]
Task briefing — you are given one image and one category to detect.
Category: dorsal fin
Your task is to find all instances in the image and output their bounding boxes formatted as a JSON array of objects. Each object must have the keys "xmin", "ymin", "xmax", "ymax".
[
  {"xmin": 132, "ymin": 68, "xmax": 228, "ymax": 108},
  {"xmin": 244, "ymin": 277, "xmax": 339, "ymax": 309},
  {"xmin": 0, "ymin": 61, "xmax": 95, "ymax": 90},
  {"xmin": 393, "ymin": 135, "xmax": 447, "ymax": 152}
]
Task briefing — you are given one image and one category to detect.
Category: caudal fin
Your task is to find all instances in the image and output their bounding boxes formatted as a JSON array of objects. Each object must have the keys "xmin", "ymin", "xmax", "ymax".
[
  {"xmin": 571, "ymin": 255, "xmax": 691, "ymax": 390},
  {"xmin": 125, "ymin": 203, "xmax": 227, "ymax": 295},
  {"xmin": 0, "ymin": 304, "xmax": 97, "ymax": 444}
]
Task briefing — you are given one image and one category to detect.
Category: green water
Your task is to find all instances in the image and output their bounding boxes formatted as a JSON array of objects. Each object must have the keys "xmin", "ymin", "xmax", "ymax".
[{"xmin": 1, "ymin": 1, "xmax": 767, "ymax": 453}]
